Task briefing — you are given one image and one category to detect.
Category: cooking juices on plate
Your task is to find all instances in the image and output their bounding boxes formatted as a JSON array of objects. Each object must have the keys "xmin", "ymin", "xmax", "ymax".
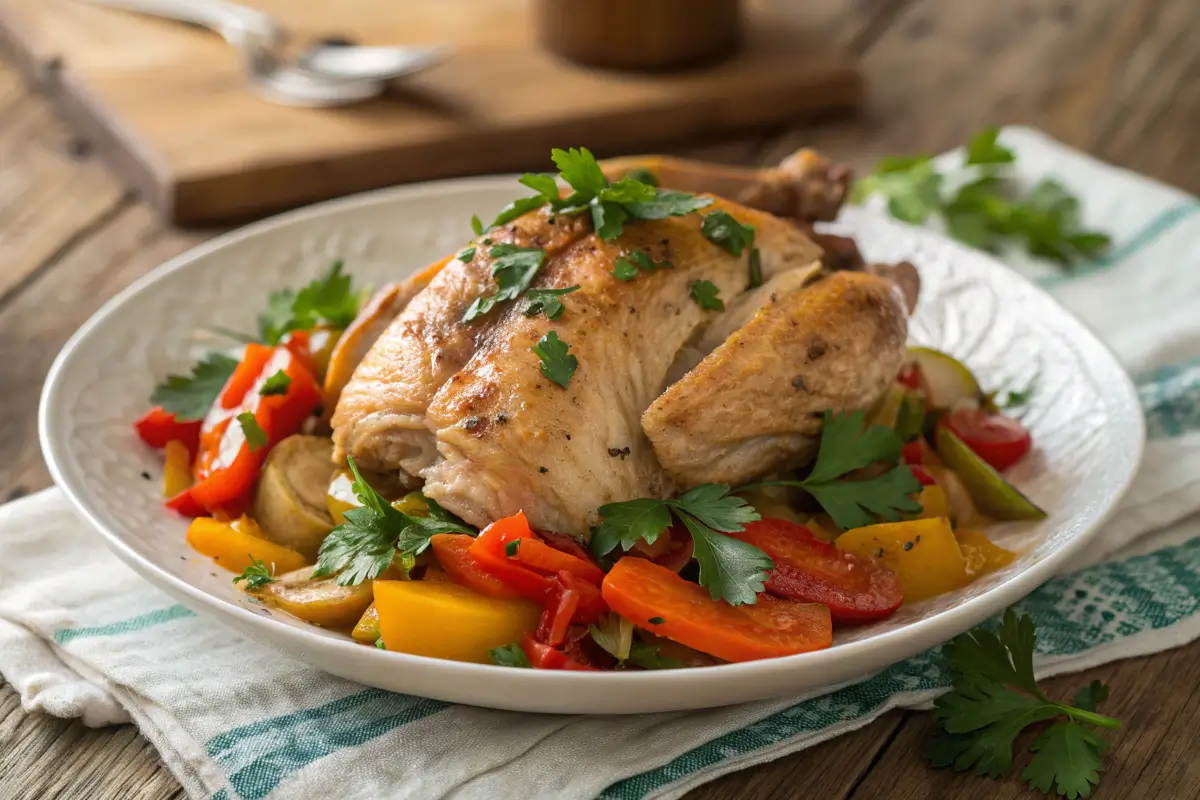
[{"xmin": 133, "ymin": 146, "xmax": 1043, "ymax": 670}]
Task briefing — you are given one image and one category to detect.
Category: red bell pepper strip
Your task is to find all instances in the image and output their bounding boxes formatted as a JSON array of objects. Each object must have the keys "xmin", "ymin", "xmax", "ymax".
[
  {"xmin": 187, "ymin": 344, "xmax": 321, "ymax": 514},
  {"xmin": 536, "ymin": 571, "xmax": 580, "ymax": 647},
  {"xmin": 430, "ymin": 534, "xmax": 523, "ymax": 599},
  {"xmin": 473, "ymin": 513, "xmax": 605, "ymax": 584},
  {"xmin": 520, "ymin": 634, "xmax": 599, "ymax": 671},
  {"xmin": 134, "ymin": 407, "xmax": 203, "ymax": 458}
]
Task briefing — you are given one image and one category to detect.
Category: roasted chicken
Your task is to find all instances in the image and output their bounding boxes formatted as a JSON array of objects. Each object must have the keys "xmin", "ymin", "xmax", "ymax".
[{"xmin": 329, "ymin": 150, "xmax": 914, "ymax": 538}]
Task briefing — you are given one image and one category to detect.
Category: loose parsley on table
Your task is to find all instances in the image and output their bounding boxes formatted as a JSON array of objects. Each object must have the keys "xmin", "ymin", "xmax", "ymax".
[
  {"xmin": 532, "ymin": 331, "xmax": 578, "ymax": 389},
  {"xmin": 851, "ymin": 128, "xmax": 1111, "ymax": 266},
  {"xmin": 926, "ymin": 610, "xmax": 1120, "ymax": 799},
  {"xmin": 150, "ymin": 352, "xmax": 239, "ymax": 421},
  {"xmin": 737, "ymin": 410, "xmax": 923, "ymax": 530},
  {"xmin": 232, "ymin": 558, "xmax": 276, "ymax": 591},
  {"xmin": 314, "ymin": 457, "xmax": 474, "ymax": 586},
  {"xmin": 591, "ymin": 484, "xmax": 771, "ymax": 606}
]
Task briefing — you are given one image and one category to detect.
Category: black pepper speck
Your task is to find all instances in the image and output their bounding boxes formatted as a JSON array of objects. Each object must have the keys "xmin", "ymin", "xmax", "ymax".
[
  {"xmin": 539, "ymin": 466, "xmax": 549, "ymax": 474},
  {"xmin": 792, "ymin": 375, "xmax": 807, "ymax": 391},
  {"xmin": 464, "ymin": 416, "xmax": 481, "ymax": 430},
  {"xmin": 141, "ymin": 471, "xmax": 152, "ymax": 481},
  {"xmin": 903, "ymin": 541, "xmax": 914, "ymax": 551},
  {"xmin": 496, "ymin": 413, "xmax": 508, "ymax": 424}
]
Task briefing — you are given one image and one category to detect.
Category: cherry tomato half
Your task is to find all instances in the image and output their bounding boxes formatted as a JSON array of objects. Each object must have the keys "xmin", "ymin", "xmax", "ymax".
[
  {"xmin": 940, "ymin": 408, "xmax": 1032, "ymax": 472},
  {"xmin": 727, "ymin": 519, "xmax": 903, "ymax": 624}
]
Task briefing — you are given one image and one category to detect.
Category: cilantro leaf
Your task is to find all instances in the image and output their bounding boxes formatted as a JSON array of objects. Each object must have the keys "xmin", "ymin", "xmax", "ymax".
[
  {"xmin": 259, "ymin": 370, "xmax": 291, "ymax": 397},
  {"xmin": 626, "ymin": 642, "xmax": 685, "ymax": 670},
  {"xmin": 690, "ymin": 280, "xmax": 724, "ymax": 311},
  {"xmin": 965, "ymin": 127, "xmax": 1016, "ymax": 166},
  {"xmin": 237, "ymin": 412, "xmax": 268, "ymax": 452},
  {"xmin": 314, "ymin": 457, "xmax": 474, "ymax": 585},
  {"xmin": 233, "ymin": 558, "xmax": 276, "ymax": 591},
  {"xmin": 462, "ymin": 244, "xmax": 546, "ymax": 323},
  {"xmin": 701, "ymin": 210, "xmax": 756, "ymax": 256},
  {"xmin": 1022, "ymin": 722, "xmax": 1107, "ymax": 799},
  {"xmin": 591, "ymin": 498, "xmax": 673, "ymax": 556},
  {"xmin": 150, "ymin": 352, "xmax": 239, "ymax": 421},
  {"xmin": 523, "ymin": 286, "xmax": 579, "ymax": 320},
  {"xmin": 592, "ymin": 484, "xmax": 767, "ymax": 606},
  {"xmin": 927, "ymin": 610, "xmax": 1121, "ymax": 798},
  {"xmin": 532, "ymin": 331, "xmax": 578, "ymax": 388},
  {"xmin": 489, "ymin": 643, "xmax": 532, "ymax": 667}
]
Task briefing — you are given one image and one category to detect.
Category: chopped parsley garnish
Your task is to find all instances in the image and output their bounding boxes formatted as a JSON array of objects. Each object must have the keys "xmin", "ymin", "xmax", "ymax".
[
  {"xmin": 474, "ymin": 147, "xmax": 710, "ymax": 240},
  {"xmin": 232, "ymin": 558, "xmax": 275, "ymax": 591},
  {"xmin": 747, "ymin": 248, "xmax": 763, "ymax": 289},
  {"xmin": 258, "ymin": 261, "xmax": 365, "ymax": 345},
  {"xmin": 592, "ymin": 484, "xmax": 770, "ymax": 606},
  {"xmin": 489, "ymin": 642, "xmax": 533, "ymax": 667},
  {"xmin": 532, "ymin": 331, "xmax": 578, "ymax": 389},
  {"xmin": 737, "ymin": 410, "xmax": 923, "ymax": 530},
  {"xmin": 505, "ymin": 540, "xmax": 520, "ymax": 557},
  {"xmin": 470, "ymin": 215, "xmax": 484, "ymax": 236},
  {"xmin": 458, "ymin": 247, "xmax": 476, "ymax": 262},
  {"xmin": 375, "ymin": 638, "xmax": 386, "ymax": 649},
  {"xmin": 150, "ymin": 352, "xmax": 239, "ymax": 421},
  {"xmin": 851, "ymin": 128, "xmax": 1110, "ymax": 266},
  {"xmin": 462, "ymin": 244, "xmax": 546, "ymax": 323},
  {"xmin": 259, "ymin": 370, "xmax": 291, "ymax": 397},
  {"xmin": 926, "ymin": 610, "xmax": 1120, "ymax": 798},
  {"xmin": 237, "ymin": 412, "xmax": 268, "ymax": 452},
  {"xmin": 701, "ymin": 210, "xmax": 756, "ymax": 256},
  {"xmin": 625, "ymin": 167, "xmax": 658, "ymax": 187},
  {"xmin": 523, "ymin": 286, "xmax": 579, "ymax": 320},
  {"xmin": 690, "ymin": 280, "xmax": 725, "ymax": 311},
  {"xmin": 314, "ymin": 457, "xmax": 474, "ymax": 586},
  {"xmin": 648, "ymin": 616, "xmax": 665, "ymax": 625},
  {"xmin": 612, "ymin": 250, "xmax": 672, "ymax": 281}
]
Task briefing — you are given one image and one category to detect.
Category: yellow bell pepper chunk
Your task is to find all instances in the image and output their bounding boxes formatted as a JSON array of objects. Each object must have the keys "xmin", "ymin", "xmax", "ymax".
[
  {"xmin": 162, "ymin": 440, "xmax": 192, "ymax": 499},
  {"xmin": 374, "ymin": 580, "xmax": 540, "ymax": 663},
  {"xmin": 957, "ymin": 529, "xmax": 1016, "ymax": 577},
  {"xmin": 352, "ymin": 603, "xmax": 380, "ymax": 643},
  {"xmin": 836, "ymin": 517, "xmax": 970, "ymax": 603},
  {"xmin": 186, "ymin": 517, "xmax": 311, "ymax": 575},
  {"xmin": 917, "ymin": 485, "xmax": 950, "ymax": 521}
]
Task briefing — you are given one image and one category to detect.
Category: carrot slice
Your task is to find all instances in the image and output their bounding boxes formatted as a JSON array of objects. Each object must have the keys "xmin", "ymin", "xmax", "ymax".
[{"xmin": 601, "ymin": 557, "xmax": 832, "ymax": 662}]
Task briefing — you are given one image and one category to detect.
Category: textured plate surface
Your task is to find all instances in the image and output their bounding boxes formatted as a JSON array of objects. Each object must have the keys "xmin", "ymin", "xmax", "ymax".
[{"xmin": 39, "ymin": 177, "xmax": 1144, "ymax": 714}]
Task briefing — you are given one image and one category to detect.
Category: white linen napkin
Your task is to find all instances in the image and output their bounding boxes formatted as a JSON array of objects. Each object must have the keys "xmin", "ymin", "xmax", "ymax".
[{"xmin": 2, "ymin": 127, "xmax": 1198, "ymax": 800}]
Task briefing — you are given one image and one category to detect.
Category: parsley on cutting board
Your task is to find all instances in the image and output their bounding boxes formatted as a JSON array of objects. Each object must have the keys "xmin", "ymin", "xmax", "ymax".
[
  {"xmin": 927, "ymin": 609, "xmax": 1121, "ymax": 799},
  {"xmin": 851, "ymin": 128, "xmax": 1112, "ymax": 266}
]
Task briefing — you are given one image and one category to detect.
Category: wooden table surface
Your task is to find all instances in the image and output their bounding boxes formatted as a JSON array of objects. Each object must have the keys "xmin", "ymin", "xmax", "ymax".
[{"xmin": 1, "ymin": 0, "xmax": 1197, "ymax": 797}]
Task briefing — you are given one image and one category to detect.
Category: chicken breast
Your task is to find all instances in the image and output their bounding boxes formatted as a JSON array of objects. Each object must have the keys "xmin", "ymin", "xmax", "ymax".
[
  {"xmin": 418, "ymin": 198, "xmax": 823, "ymax": 533},
  {"xmin": 642, "ymin": 271, "xmax": 909, "ymax": 488}
]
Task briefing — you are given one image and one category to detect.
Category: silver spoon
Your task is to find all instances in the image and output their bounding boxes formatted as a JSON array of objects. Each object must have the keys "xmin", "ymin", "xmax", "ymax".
[{"xmin": 78, "ymin": 0, "xmax": 447, "ymax": 107}]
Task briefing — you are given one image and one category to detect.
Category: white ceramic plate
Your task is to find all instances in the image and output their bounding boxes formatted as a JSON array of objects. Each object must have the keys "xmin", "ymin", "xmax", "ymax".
[{"xmin": 40, "ymin": 176, "xmax": 1144, "ymax": 714}]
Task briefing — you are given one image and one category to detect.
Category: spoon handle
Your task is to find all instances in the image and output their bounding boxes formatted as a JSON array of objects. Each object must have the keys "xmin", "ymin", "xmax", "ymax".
[{"xmin": 77, "ymin": 0, "xmax": 283, "ymax": 45}]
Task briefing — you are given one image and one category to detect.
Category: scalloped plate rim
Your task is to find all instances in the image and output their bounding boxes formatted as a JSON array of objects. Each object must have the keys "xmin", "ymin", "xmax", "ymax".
[{"xmin": 38, "ymin": 175, "xmax": 1146, "ymax": 714}]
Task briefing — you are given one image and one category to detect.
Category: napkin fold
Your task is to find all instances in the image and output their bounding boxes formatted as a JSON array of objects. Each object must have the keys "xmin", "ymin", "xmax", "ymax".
[{"xmin": 2, "ymin": 127, "xmax": 1198, "ymax": 799}]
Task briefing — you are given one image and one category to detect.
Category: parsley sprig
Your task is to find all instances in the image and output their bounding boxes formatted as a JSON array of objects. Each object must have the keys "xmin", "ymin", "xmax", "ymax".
[
  {"xmin": 489, "ymin": 643, "xmax": 532, "ymax": 668},
  {"xmin": 738, "ymin": 410, "xmax": 923, "ymax": 530},
  {"xmin": 258, "ymin": 261, "xmax": 366, "ymax": 344},
  {"xmin": 523, "ymin": 286, "xmax": 579, "ymax": 320},
  {"xmin": 462, "ymin": 244, "xmax": 547, "ymax": 323},
  {"xmin": 689, "ymin": 280, "xmax": 725, "ymax": 311},
  {"xmin": 150, "ymin": 352, "xmax": 239, "ymax": 421},
  {"xmin": 927, "ymin": 610, "xmax": 1120, "ymax": 798},
  {"xmin": 851, "ymin": 128, "xmax": 1111, "ymax": 266},
  {"xmin": 592, "ymin": 484, "xmax": 771, "ymax": 606},
  {"xmin": 532, "ymin": 331, "xmax": 577, "ymax": 388},
  {"xmin": 232, "ymin": 558, "xmax": 276, "ymax": 591},
  {"xmin": 314, "ymin": 457, "xmax": 474, "ymax": 586},
  {"xmin": 476, "ymin": 147, "xmax": 711, "ymax": 240}
]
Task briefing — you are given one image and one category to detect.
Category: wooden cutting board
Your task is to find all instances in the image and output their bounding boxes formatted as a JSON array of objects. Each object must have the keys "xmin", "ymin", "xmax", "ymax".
[{"xmin": 0, "ymin": 0, "xmax": 860, "ymax": 226}]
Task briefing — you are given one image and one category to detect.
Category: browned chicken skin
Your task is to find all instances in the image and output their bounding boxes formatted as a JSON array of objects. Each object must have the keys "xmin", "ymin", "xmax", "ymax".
[{"xmin": 329, "ymin": 149, "xmax": 915, "ymax": 538}]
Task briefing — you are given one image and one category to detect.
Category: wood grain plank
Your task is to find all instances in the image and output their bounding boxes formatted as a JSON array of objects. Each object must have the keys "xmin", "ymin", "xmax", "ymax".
[{"xmin": 0, "ymin": 79, "xmax": 128, "ymax": 306}]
